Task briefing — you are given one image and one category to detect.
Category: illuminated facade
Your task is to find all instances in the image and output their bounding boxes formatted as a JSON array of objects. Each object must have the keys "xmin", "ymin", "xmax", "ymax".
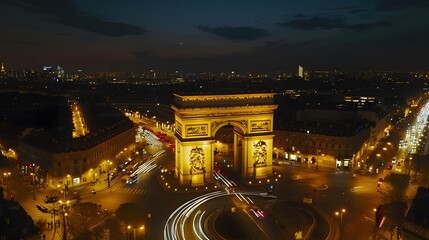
[
  {"xmin": 172, "ymin": 93, "xmax": 278, "ymax": 186},
  {"xmin": 18, "ymin": 125, "xmax": 135, "ymax": 187}
]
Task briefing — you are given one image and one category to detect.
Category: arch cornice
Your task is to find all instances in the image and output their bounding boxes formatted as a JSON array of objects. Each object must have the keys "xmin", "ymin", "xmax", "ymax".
[{"xmin": 171, "ymin": 105, "xmax": 278, "ymax": 118}]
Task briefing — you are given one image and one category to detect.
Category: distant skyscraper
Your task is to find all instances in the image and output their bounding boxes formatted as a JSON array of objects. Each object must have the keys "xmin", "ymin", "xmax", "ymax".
[
  {"xmin": 56, "ymin": 65, "xmax": 65, "ymax": 79},
  {"xmin": 1, "ymin": 63, "xmax": 5, "ymax": 73},
  {"xmin": 298, "ymin": 65, "xmax": 304, "ymax": 78}
]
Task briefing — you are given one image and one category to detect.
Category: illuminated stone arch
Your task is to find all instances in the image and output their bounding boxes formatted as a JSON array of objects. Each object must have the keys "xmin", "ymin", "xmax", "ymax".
[{"xmin": 172, "ymin": 93, "xmax": 278, "ymax": 186}]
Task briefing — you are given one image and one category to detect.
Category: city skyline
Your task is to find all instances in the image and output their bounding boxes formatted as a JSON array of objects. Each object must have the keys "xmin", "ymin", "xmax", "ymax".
[{"xmin": 1, "ymin": 0, "xmax": 429, "ymax": 72}]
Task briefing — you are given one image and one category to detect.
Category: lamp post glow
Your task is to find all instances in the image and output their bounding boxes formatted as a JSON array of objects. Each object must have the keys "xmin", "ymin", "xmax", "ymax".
[
  {"xmin": 90, "ymin": 169, "xmax": 94, "ymax": 181},
  {"xmin": 335, "ymin": 208, "xmax": 346, "ymax": 239},
  {"xmin": 128, "ymin": 225, "xmax": 145, "ymax": 240},
  {"xmin": 373, "ymin": 208, "xmax": 377, "ymax": 239},
  {"xmin": 2, "ymin": 172, "xmax": 11, "ymax": 192},
  {"xmin": 54, "ymin": 200, "xmax": 70, "ymax": 240},
  {"xmin": 30, "ymin": 173, "xmax": 35, "ymax": 200},
  {"xmin": 408, "ymin": 157, "xmax": 412, "ymax": 180},
  {"xmin": 107, "ymin": 160, "xmax": 112, "ymax": 188}
]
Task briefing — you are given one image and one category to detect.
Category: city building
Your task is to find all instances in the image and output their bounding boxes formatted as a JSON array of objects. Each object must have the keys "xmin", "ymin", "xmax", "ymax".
[
  {"xmin": 273, "ymin": 98, "xmax": 390, "ymax": 168},
  {"xmin": 0, "ymin": 92, "xmax": 136, "ymax": 188},
  {"xmin": 298, "ymin": 65, "xmax": 303, "ymax": 78},
  {"xmin": 273, "ymin": 118, "xmax": 370, "ymax": 168}
]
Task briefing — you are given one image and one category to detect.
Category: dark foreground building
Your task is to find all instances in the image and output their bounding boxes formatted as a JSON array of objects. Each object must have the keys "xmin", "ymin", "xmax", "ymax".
[
  {"xmin": 0, "ymin": 187, "xmax": 40, "ymax": 239},
  {"xmin": 403, "ymin": 187, "xmax": 429, "ymax": 239}
]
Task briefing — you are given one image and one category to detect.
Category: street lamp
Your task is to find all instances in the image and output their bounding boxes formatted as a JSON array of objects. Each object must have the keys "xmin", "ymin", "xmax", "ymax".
[
  {"xmin": 62, "ymin": 209, "xmax": 69, "ymax": 240},
  {"xmin": 335, "ymin": 208, "xmax": 346, "ymax": 239},
  {"xmin": 373, "ymin": 208, "xmax": 377, "ymax": 239},
  {"xmin": 127, "ymin": 225, "xmax": 145, "ymax": 240},
  {"xmin": 58, "ymin": 184, "xmax": 66, "ymax": 201},
  {"xmin": 65, "ymin": 174, "xmax": 70, "ymax": 191},
  {"xmin": 408, "ymin": 157, "xmax": 413, "ymax": 180},
  {"xmin": 30, "ymin": 173, "xmax": 36, "ymax": 200},
  {"xmin": 89, "ymin": 169, "xmax": 94, "ymax": 181},
  {"xmin": 2, "ymin": 172, "xmax": 11, "ymax": 191},
  {"xmin": 107, "ymin": 160, "xmax": 112, "ymax": 187},
  {"xmin": 55, "ymin": 200, "xmax": 70, "ymax": 240}
]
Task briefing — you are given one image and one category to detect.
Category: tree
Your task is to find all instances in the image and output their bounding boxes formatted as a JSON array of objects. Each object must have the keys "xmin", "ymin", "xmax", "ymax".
[
  {"xmin": 92, "ymin": 216, "xmax": 126, "ymax": 240},
  {"xmin": 67, "ymin": 202, "xmax": 106, "ymax": 238},
  {"xmin": 35, "ymin": 218, "xmax": 47, "ymax": 233},
  {"xmin": 383, "ymin": 201, "xmax": 407, "ymax": 240},
  {"xmin": 382, "ymin": 173, "xmax": 409, "ymax": 239},
  {"xmin": 116, "ymin": 202, "xmax": 146, "ymax": 238},
  {"xmin": 383, "ymin": 173, "xmax": 408, "ymax": 202},
  {"xmin": 411, "ymin": 154, "xmax": 429, "ymax": 187},
  {"xmin": 116, "ymin": 202, "xmax": 145, "ymax": 226},
  {"xmin": 73, "ymin": 231, "xmax": 94, "ymax": 240}
]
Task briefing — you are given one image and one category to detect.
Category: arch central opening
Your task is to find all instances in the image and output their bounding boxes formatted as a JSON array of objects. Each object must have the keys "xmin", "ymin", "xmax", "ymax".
[{"xmin": 213, "ymin": 124, "xmax": 243, "ymax": 176}]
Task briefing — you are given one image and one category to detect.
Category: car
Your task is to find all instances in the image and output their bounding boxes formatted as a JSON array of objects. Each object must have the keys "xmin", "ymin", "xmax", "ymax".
[
  {"xmin": 44, "ymin": 196, "xmax": 59, "ymax": 204},
  {"xmin": 250, "ymin": 208, "xmax": 265, "ymax": 218},
  {"xmin": 36, "ymin": 205, "xmax": 49, "ymax": 213},
  {"xmin": 125, "ymin": 175, "xmax": 138, "ymax": 185},
  {"xmin": 249, "ymin": 205, "xmax": 265, "ymax": 218}
]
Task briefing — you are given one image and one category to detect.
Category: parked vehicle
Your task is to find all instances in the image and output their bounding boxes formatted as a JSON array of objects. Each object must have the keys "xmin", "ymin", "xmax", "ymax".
[
  {"xmin": 44, "ymin": 196, "xmax": 59, "ymax": 204},
  {"xmin": 37, "ymin": 205, "xmax": 49, "ymax": 213}
]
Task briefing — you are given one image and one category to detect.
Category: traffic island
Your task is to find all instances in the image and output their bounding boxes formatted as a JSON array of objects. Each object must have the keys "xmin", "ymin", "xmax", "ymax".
[
  {"xmin": 214, "ymin": 211, "xmax": 248, "ymax": 240},
  {"xmin": 203, "ymin": 201, "xmax": 332, "ymax": 240},
  {"xmin": 269, "ymin": 201, "xmax": 338, "ymax": 240},
  {"xmin": 157, "ymin": 170, "xmax": 220, "ymax": 193}
]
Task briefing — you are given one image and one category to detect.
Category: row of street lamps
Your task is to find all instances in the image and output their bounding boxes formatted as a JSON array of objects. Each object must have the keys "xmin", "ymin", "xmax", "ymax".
[
  {"xmin": 335, "ymin": 207, "xmax": 382, "ymax": 239},
  {"xmin": 0, "ymin": 171, "xmax": 11, "ymax": 187}
]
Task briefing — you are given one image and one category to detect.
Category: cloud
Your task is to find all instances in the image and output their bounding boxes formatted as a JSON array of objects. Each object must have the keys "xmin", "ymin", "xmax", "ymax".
[
  {"xmin": 375, "ymin": 0, "xmax": 429, "ymax": 11},
  {"xmin": 348, "ymin": 9, "xmax": 366, "ymax": 14},
  {"xmin": 277, "ymin": 16, "xmax": 344, "ymax": 30},
  {"xmin": 294, "ymin": 13, "xmax": 307, "ymax": 18},
  {"xmin": 131, "ymin": 39, "xmax": 316, "ymax": 72},
  {"xmin": 2, "ymin": 0, "xmax": 145, "ymax": 37},
  {"xmin": 197, "ymin": 26, "xmax": 268, "ymax": 40},
  {"xmin": 262, "ymin": 40, "xmax": 290, "ymax": 49},
  {"xmin": 52, "ymin": 15, "xmax": 145, "ymax": 37},
  {"xmin": 345, "ymin": 21, "xmax": 391, "ymax": 30},
  {"xmin": 7, "ymin": 40, "xmax": 38, "ymax": 45},
  {"xmin": 277, "ymin": 15, "xmax": 391, "ymax": 30}
]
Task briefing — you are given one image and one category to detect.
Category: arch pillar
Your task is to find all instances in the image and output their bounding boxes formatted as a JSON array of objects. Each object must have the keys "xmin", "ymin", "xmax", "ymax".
[
  {"xmin": 241, "ymin": 135, "xmax": 274, "ymax": 179},
  {"xmin": 175, "ymin": 138, "xmax": 214, "ymax": 187},
  {"xmin": 233, "ymin": 133, "xmax": 242, "ymax": 172}
]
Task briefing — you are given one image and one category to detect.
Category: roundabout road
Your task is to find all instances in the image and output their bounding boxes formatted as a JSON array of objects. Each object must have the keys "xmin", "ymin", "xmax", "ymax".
[{"xmin": 163, "ymin": 190, "xmax": 337, "ymax": 240}]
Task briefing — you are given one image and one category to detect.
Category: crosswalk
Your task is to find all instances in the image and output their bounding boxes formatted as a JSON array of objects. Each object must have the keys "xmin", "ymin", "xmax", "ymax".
[
  {"xmin": 292, "ymin": 175, "xmax": 304, "ymax": 180},
  {"xmin": 352, "ymin": 174, "xmax": 380, "ymax": 183},
  {"xmin": 110, "ymin": 186, "xmax": 146, "ymax": 195},
  {"xmin": 335, "ymin": 170, "xmax": 380, "ymax": 183}
]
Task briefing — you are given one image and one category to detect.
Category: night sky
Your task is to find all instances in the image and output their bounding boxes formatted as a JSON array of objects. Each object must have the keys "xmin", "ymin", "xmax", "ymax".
[{"xmin": 1, "ymin": 0, "xmax": 429, "ymax": 72}]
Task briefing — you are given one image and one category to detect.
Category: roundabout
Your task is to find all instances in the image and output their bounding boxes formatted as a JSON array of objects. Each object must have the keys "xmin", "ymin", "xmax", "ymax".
[{"xmin": 163, "ymin": 190, "xmax": 339, "ymax": 240}]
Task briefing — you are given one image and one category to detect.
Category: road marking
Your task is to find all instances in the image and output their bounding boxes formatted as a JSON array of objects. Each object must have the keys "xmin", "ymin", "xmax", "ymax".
[{"xmin": 292, "ymin": 175, "xmax": 303, "ymax": 180}]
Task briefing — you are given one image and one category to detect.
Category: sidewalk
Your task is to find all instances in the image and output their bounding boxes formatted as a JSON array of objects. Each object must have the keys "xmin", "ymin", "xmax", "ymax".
[{"xmin": 27, "ymin": 171, "xmax": 120, "ymax": 240}]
